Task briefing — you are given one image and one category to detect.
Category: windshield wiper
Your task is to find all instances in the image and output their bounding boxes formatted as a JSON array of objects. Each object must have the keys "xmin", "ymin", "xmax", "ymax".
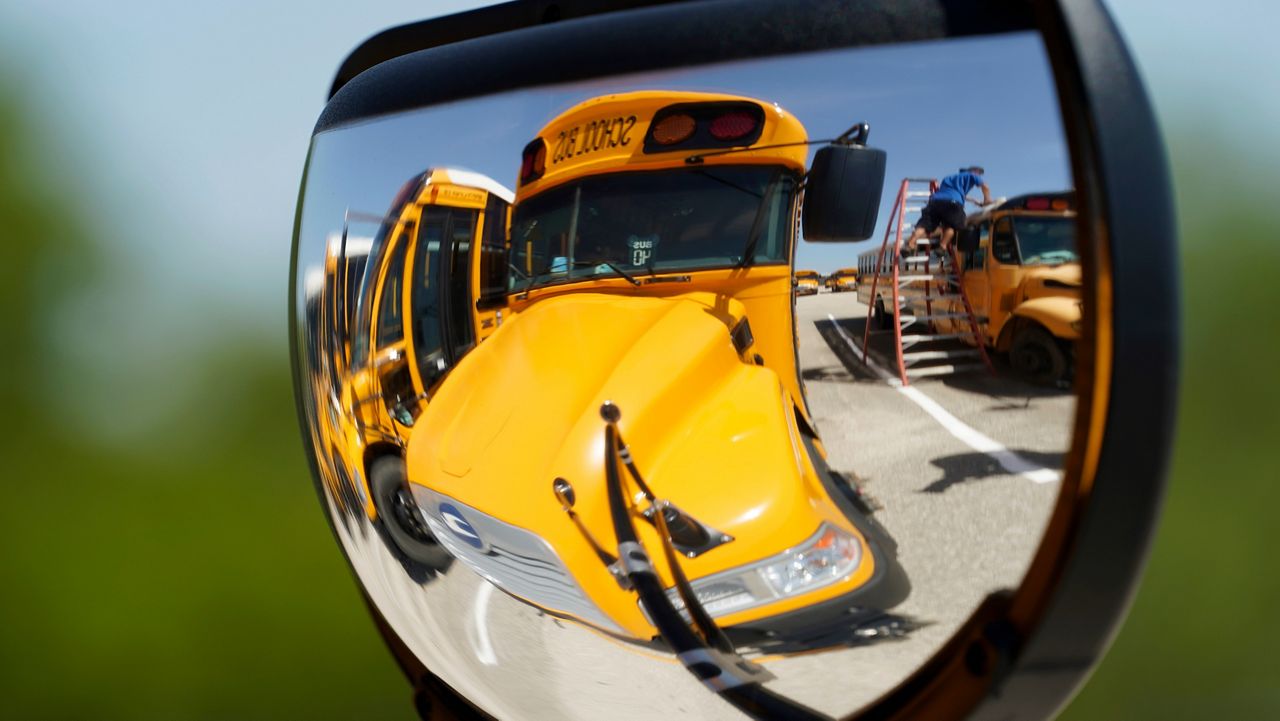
[
  {"xmin": 692, "ymin": 168, "xmax": 765, "ymax": 199},
  {"xmin": 594, "ymin": 402, "xmax": 830, "ymax": 721},
  {"xmin": 571, "ymin": 258, "xmax": 641, "ymax": 286},
  {"xmin": 738, "ymin": 170, "xmax": 783, "ymax": 268}
]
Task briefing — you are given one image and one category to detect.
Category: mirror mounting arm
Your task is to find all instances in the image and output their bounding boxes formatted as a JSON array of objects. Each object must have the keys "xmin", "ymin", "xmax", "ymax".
[
  {"xmin": 683, "ymin": 119, "xmax": 871, "ymax": 164},
  {"xmin": 833, "ymin": 121, "xmax": 871, "ymax": 146}
]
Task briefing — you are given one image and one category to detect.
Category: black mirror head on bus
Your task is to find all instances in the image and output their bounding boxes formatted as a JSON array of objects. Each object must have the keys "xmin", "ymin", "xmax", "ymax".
[{"xmin": 801, "ymin": 144, "xmax": 887, "ymax": 242}]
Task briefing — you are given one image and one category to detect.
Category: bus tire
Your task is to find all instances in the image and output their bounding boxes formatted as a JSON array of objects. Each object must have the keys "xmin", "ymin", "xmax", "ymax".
[
  {"xmin": 370, "ymin": 456, "xmax": 454, "ymax": 571},
  {"xmin": 1010, "ymin": 325, "xmax": 1067, "ymax": 384},
  {"xmin": 873, "ymin": 298, "xmax": 890, "ymax": 330}
]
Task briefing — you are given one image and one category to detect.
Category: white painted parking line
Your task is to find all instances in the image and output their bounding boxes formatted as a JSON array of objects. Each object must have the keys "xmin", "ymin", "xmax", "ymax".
[
  {"xmin": 826, "ymin": 313, "xmax": 1060, "ymax": 484},
  {"xmin": 473, "ymin": 580, "xmax": 498, "ymax": 665}
]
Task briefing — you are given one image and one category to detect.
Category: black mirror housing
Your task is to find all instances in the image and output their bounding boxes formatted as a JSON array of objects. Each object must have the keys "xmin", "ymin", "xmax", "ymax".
[
  {"xmin": 802, "ymin": 144, "xmax": 887, "ymax": 242},
  {"xmin": 294, "ymin": 2, "xmax": 1180, "ymax": 719}
]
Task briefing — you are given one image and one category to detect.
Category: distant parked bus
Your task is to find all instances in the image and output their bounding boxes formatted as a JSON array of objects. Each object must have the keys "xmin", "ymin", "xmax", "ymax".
[
  {"xmin": 828, "ymin": 266, "xmax": 859, "ymax": 292},
  {"xmin": 856, "ymin": 245, "xmax": 900, "ymax": 328},
  {"xmin": 794, "ymin": 269, "xmax": 821, "ymax": 295}
]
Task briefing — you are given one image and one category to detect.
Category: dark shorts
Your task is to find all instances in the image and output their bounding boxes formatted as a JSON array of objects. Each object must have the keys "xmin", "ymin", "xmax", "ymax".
[{"xmin": 915, "ymin": 198, "xmax": 966, "ymax": 234}]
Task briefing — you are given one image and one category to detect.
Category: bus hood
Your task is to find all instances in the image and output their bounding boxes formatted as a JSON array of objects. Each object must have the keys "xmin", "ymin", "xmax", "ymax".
[
  {"xmin": 404, "ymin": 292, "xmax": 843, "ymax": 637},
  {"xmin": 1020, "ymin": 263, "xmax": 1083, "ymax": 300}
]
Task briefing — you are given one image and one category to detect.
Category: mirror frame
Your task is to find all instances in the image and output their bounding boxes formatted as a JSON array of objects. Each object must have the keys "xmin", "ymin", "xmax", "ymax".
[{"xmin": 288, "ymin": 1, "xmax": 1179, "ymax": 718}]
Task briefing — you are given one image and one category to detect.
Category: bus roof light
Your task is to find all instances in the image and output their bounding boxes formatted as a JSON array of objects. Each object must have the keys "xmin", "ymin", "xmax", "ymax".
[
  {"xmin": 1025, "ymin": 197, "xmax": 1050, "ymax": 210},
  {"xmin": 644, "ymin": 102, "xmax": 765, "ymax": 154},
  {"xmin": 651, "ymin": 113, "xmax": 696, "ymax": 145},
  {"xmin": 533, "ymin": 142, "xmax": 547, "ymax": 176},
  {"xmin": 709, "ymin": 110, "xmax": 757, "ymax": 141},
  {"xmin": 520, "ymin": 139, "xmax": 546, "ymax": 185}
]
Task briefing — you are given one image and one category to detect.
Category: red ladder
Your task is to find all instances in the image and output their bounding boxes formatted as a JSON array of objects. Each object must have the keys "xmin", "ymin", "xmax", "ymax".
[{"xmin": 860, "ymin": 178, "xmax": 994, "ymax": 385}]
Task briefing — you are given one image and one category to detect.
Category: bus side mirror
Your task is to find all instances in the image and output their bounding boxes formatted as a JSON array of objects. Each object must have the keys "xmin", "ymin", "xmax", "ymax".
[
  {"xmin": 802, "ymin": 144, "xmax": 887, "ymax": 242},
  {"xmin": 958, "ymin": 226, "xmax": 981, "ymax": 254}
]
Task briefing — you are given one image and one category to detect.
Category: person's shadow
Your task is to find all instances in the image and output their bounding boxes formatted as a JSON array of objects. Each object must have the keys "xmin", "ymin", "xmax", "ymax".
[{"xmin": 921, "ymin": 449, "xmax": 1063, "ymax": 493}]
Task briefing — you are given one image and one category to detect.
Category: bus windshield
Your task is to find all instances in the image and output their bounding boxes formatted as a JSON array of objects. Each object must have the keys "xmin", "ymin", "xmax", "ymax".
[
  {"xmin": 1014, "ymin": 216, "xmax": 1077, "ymax": 266},
  {"xmin": 511, "ymin": 166, "xmax": 796, "ymax": 290}
]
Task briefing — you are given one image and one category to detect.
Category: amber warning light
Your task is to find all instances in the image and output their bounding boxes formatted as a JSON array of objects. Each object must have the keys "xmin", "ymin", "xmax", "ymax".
[
  {"xmin": 643, "ymin": 102, "xmax": 764, "ymax": 153},
  {"xmin": 1023, "ymin": 196, "xmax": 1073, "ymax": 211}
]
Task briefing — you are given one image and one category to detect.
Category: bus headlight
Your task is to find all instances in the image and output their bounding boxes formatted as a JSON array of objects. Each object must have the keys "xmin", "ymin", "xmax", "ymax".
[
  {"xmin": 660, "ymin": 524, "xmax": 863, "ymax": 618},
  {"xmin": 760, "ymin": 525, "xmax": 861, "ymax": 595}
]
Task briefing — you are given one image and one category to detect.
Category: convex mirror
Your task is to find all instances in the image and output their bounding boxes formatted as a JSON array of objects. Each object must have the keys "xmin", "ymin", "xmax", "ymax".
[{"xmin": 289, "ymin": 2, "xmax": 1177, "ymax": 719}]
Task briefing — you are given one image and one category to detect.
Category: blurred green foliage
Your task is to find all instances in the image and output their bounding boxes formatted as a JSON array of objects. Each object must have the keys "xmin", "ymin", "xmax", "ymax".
[
  {"xmin": 0, "ymin": 79, "xmax": 414, "ymax": 719},
  {"xmin": 1059, "ymin": 126, "xmax": 1280, "ymax": 718}
]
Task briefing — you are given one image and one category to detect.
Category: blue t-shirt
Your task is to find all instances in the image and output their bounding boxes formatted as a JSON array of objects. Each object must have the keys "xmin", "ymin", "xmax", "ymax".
[{"xmin": 932, "ymin": 171, "xmax": 985, "ymax": 204}]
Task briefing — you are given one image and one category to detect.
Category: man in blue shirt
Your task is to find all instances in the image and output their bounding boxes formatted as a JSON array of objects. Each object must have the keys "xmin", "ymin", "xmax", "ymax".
[{"xmin": 902, "ymin": 166, "xmax": 992, "ymax": 257}]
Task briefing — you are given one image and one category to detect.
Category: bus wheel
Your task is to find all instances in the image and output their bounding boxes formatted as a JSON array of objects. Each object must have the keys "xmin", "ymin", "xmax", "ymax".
[
  {"xmin": 874, "ymin": 299, "xmax": 891, "ymax": 330},
  {"xmin": 1010, "ymin": 325, "xmax": 1067, "ymax": 384},
  {"xmin": 370, "ymin": 456, "xmax": 454, "ymax": 570}
]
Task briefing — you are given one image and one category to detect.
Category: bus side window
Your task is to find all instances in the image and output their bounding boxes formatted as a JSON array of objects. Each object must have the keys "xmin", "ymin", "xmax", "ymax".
[
  {"xmin": 478, "ymin": 195, "xmax": 509, "ymax": 303},
  {"xmin": 968, "ymin": 247, "xmax": 986, "ymax": 270},
  {"xmin": 412, "ymin": 210, "xmax": 447, "ymax": 386},
  {"xmin": 374, "ymin": 234, "xmax": 409, "ymax": 349},
  {"xmin": 445, "ymin": 211, "xmax": 478, "ymax": 360},
  {"xmin": 965, "ymin": 222, "xmax": 989, "ymax": 270},
  {"xmin": 991, "ymin": 217, "xmax": 1019, "ymax": 265}
]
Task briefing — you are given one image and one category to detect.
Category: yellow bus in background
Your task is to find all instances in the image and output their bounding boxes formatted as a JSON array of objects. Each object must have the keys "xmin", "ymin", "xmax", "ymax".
[
  {"xmin": 794, "ymin": 269, "xmax": 821, "ymax": 296},
  {"xmin": 940, "ymin": 191, "xmax": 1080, "ymax": 383},
  {"xmin": 856, "ymin": 245, "xmax": 899, "ymax": 329},
  {"xmin": 828, "ymin": 266, "xmax": 859, "ymax": 293},
  {"xmin": 311, "ymin": 232, "xmax": 375, "ymax": 522},
  {"xmin": 403, "ymin": 91, "xmax": 906, "ymax": 644},
  {"xmin": 328, "ymin": 168, "xmax": 513, "ymax": 567}
]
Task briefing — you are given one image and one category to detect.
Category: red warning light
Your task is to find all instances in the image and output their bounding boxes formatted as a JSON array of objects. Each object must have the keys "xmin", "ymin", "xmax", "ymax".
[{"xmin": 709, "ymin": 111, "xmax": 758, "ymax": 141}]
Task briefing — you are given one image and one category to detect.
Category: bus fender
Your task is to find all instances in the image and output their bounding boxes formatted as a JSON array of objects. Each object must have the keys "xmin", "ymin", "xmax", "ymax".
[{"xmin": 1010, "ymin": 297, "xmax": 1081, "ymax": 342}]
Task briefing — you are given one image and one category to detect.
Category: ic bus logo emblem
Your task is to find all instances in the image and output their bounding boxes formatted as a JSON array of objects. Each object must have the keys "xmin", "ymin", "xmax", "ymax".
[{"xmin": 439, "ymin": 503, "xmax": 487, "ymax": 551}]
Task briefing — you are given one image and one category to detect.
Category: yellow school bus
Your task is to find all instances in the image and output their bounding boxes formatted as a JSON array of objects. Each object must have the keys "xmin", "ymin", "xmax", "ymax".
[
  {"xmin": 327, "ymin": 168, "xmax": 513, "ymax": 564},
  {"xmin": 828, "ymin": 266, "xmax": 859, "ymax": 293},
  {"xmin": 794, "ymin": 269, "xmax": 821, "ymax": 296},
  {"xmin": 940, "ymin": 191, "xmax": 1080, "ymax": 382},
  {"xmin": 403, "ymin": 91, "xmax": 905, "ymax": 643},
  {"xmin": 310, "ymin": 232, "xmax": 375, "ymax": 522}
]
